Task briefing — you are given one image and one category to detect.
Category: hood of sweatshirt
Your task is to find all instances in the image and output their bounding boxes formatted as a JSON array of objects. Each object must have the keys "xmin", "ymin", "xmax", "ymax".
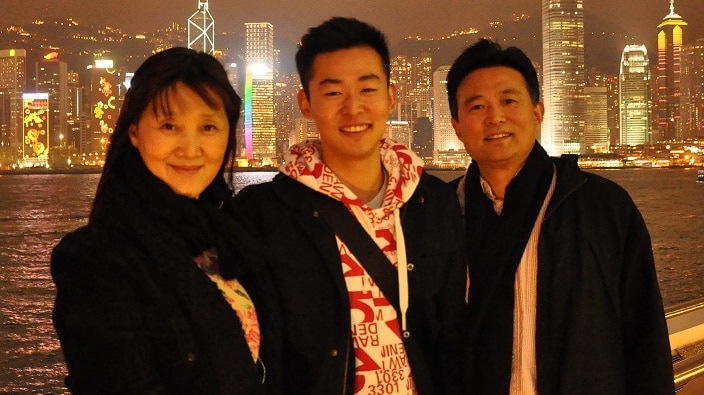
[{"xmin": 280, "ymin": 137, "xmax": 425, "ymax": 332}]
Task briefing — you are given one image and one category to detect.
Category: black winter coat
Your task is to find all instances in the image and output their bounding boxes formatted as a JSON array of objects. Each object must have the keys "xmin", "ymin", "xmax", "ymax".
[
  {"xmin": 234, "ymin": 172, "xmax": 466, "ymax": 395},
  {"xmin": 455, "ymin": 146, "xmax": 674, "ymax": 394},
  {"xmin": 51, "ymin": 156, "xmax": 283, "ymax": 395}
]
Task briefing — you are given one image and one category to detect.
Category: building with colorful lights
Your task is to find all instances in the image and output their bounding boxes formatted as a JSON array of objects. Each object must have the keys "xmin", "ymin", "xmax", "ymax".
[
  {"xmin": 86, "ymin": 59, "xmax": 119, "ymax": 166},
  {"xmin": 656, "ymin": 0, "xmax": 688, "ymax": 141},
  {"xmin": 21, "ymin": 93, "xmax": 49, "ymax": 167},
  {"xmin": 244, "ymin": 22, "xmax": 276, "ymax": 166}
]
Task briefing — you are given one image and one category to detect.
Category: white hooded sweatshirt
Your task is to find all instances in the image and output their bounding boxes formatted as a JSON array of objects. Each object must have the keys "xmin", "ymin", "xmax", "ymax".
[{"xmin": 280, "ymin": 137, "xmax": 424, "ymax": 395}]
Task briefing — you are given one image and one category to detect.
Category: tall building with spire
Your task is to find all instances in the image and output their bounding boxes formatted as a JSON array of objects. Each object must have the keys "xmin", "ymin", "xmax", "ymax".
[
  {"xmin": 620, "ymin": 45, "xmax": 652, "ymax": 146},
  {"xmin": 188, "ymin": 1, "xmax": 215, "ymax": 54},
  {"xmin": 655, "ymin": 0, "xmax": 687, "ymax": 141},
  {"xmin": 244, "ymin": 22, "xmax": 276, "ymax": 165},
  {"xmin": 541, "ymin": 0, "xmax": 586, "ymax": 155}
]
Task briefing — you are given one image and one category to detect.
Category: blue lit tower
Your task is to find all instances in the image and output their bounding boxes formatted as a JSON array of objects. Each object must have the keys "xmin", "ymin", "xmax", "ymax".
[
  {"xmin": 188, "ymin": 0, "xmax": 215, "ymax": 54},
  {"xmin": 656, "ymin": 0, "xmax": 687, "ymax": 141},
  {"xmin": 619, "ymin": 45, "xmax": 652, "ymax": 146},
  {"xmin": 541, "ymin": 0, "xmax": 586, "ymax": 155}
]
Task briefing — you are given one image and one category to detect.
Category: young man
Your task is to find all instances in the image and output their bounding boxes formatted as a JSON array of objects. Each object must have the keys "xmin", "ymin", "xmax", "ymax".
[
  {"xmin": 447, "ymin": 38, "xmax": 674, "ymax": 394},
  {"xmin": 235, "ymin": 17, "xmax": 465, "ymax": 395}
]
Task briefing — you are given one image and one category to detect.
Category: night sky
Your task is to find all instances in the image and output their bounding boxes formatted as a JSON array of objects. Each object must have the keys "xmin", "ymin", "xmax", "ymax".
[{"xmin": 2, "ymin": 0, "xmax": 703, "ymax": 47}]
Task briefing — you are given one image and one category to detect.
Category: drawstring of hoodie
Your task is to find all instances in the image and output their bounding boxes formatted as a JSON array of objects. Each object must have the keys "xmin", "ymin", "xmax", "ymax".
[
  {"xmin": 349, "ymin": 205, "xmax": 410, "ymax": 334},
  {"xmin": 394, "ymin": 208, "xmax": 409, "ymax": 333}
]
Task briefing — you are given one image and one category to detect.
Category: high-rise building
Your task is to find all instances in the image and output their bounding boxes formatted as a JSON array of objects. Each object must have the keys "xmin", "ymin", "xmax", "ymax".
[
  {"xmin": 0, "ymin": 49, "xmax": 26, "ymax": 150},
  {"xmin": 432, "ymin": 66, "xmax": 463, "ymax": 155},
  {"xmin": 655, "ymin": 0, "xmax": 688, "ymax": 141},
  {"xmin": 584, "ymin": 87, "xmax": 609, "ymax": 151},
  {"xmin": 86, "ymin": 59, "xmax": 119, "ymax": 165},
  {"xmin": 21, "ymin": 93, "xmax": 49, "ymax": 166},
  {"xmin": 273, "ymin": 72, "xmax": 300, "ymax": 162},
  {"xmin": 619, "ymin": 45, "xmax": 652, "ymax": 146},
  {"xmin": 681, "ymin": 38, "xmax": 704, "ymax": 138},
  {"xmin": 35, "ymin": 52, "xmax": 68, "ymax": 149},
  {"xmin": 188, "ymin": 0, "xmax": 215, "ymax": 54},
  {"xmin": 65, "ymin": 70, "xmax": 83, "ymax": 153},
  {"xmin": 586, "ymin": 68, "xmax": 621, "ymax": 146},
  {"xmin": 391, "ymin": 54, "xmax": 432, "ymax": 125},
  {"xmin": 244, "ymin": 22, "xmax": 276, "ymax": 166},
  {"xmin": 386, "ymin": 120, "xmax": 412, "ymax": 148},
  {"xmin": 411, "ymin": 117, "xmax": 434, "ymax": 162},
  {"xmin": 541, "ymin": 0, "xmax": 586, "ymax": 155},
  {"xmin": 290, "ymin": 117, "xmax": 318, "ymax": 147}
]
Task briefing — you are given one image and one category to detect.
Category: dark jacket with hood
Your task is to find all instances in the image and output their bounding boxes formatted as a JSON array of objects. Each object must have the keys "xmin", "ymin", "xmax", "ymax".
[{"xmin": 234, "ymin": 171, "xmax": 466, "ymax": 395}]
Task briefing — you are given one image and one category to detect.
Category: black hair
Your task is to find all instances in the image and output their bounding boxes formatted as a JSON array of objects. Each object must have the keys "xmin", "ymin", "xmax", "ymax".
[
  {"xmin": 446, "ymin": 38, "xmax": 540, "ymax": 119},
  {"xmin": 295, "ymin": 17, "xmax": 390, "ymax": 97},
  {"xmin": 94, "ymin": 47, "xmax": 241, "ymax": 204}
]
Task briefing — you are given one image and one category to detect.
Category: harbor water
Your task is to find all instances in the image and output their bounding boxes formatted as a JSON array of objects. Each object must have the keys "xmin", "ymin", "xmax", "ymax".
[{"xmin": 0, "ymin": 168, "xmax": 702, "ymax": 393}]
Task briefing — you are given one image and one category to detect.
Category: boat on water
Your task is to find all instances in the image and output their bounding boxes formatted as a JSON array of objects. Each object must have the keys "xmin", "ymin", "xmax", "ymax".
[{"xmin": 697, "ymin": 169, "xmax": 704, "ymax": 183}]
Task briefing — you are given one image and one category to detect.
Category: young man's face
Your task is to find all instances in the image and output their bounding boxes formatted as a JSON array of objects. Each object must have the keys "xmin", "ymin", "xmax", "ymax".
[
  {"xmin": 451, "ymin": 66, "xmax": 544, "ymax": 172},
  {"xmin": 297, "ymin": 45, "xmax": 396, "ymax": 167}
]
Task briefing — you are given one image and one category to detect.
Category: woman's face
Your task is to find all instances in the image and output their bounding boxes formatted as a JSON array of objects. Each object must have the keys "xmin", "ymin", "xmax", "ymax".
[{"xmin": 128, "ymin": 82, "xmax": 230, "ymax": 198}]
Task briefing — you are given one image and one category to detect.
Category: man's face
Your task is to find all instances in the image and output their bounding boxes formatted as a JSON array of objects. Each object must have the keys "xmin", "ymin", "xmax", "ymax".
[
  {"xmin": 297, "ymin": 45, "xmax": 396, "ymax": 167},
  {"xmin": 451, "ymin": 66, "xmax": 543, "ymax": 172}
]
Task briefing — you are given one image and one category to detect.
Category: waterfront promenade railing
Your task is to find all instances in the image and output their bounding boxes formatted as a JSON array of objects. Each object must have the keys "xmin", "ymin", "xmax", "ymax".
[{"xmin": 667, "ymin": 297, "xmax": 704, "ymax": 391}]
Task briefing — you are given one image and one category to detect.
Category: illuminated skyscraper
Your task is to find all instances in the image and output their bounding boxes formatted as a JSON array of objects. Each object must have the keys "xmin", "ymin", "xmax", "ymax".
[
  {"xmin": 22, "ymin": 93, "xmax": 49, "ymax": 167},
  {"xmin": 244, "ymin": 22, "xmax": 276, "ymax": 165},
  {"xmin": 584, "ymin": 87, "xmax": 609, "ymax": 150},
  {"xmin": 391, "ymin": 54, "xmax": 432, "ymax": 124},
  {"xmin": 290, "ymin": 117, "xmax": 318, "ymax": 147},
  {"xmin": 433, "ymin": 66, "xmax": 463, "ymax": 153},
  {"xmin": 35, "ymin": 52, "xmax": 68, "ymax": 149},
  {"xmin": 87, "ymin": 59, "xmax": 119, "ymax": 165},
  {"xmin": 0, "ymin": 49, "xmax": 26, "ymax": 149},
  {"xmin": 273, "ymin": 72, "xmax": 300, "ymax": 161},
  {"xmin": 541, "ymin": 0, "xmax": 586, "ymax": 155},
  {"xmin": 619, "ymin": 45, "xmax": 651, "ymax": 146},
  {"xmin": 680, "ymin": 39, "xmax": 703, "ymax": 138},
  {"xmin": 386, "ymin": 120, "xmax": 412, "ymax": 148},
  {"xmin": 586, "ymin": 68, "xmax": 621, "ymax": 146},
  {"xmin": 655, "ymin": 0, "xmax": 687, "ymax": 141},
  {"xmin": 433, "ymin": 66, "xmax": 466, "ymax": 167},
  {"xmin": 188, "ymin": 0, "xmax": 215, "ymax": 54},
  {"xmin": 65, "ymin": 70, "xmax": 83, "ymax": 153}
]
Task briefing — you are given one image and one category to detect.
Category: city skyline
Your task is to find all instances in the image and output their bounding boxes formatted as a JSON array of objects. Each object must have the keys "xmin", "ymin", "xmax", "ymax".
[
  {"xmin": 2, "ymin": 0, "xmax": 704, "ymax": 49},
  {"xmin": 2, "ymin": 0, "xmax": 704, "ymax": 169}
]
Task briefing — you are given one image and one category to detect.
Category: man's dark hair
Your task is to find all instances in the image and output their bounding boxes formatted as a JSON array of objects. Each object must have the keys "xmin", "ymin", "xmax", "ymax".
[
  {"xmin": 295, "ymin": 17, "xmax": 391, "ymax": 97},
  {"xmin": 446, "ymin": 38, "xmax": 540, "ymax": 119}
]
